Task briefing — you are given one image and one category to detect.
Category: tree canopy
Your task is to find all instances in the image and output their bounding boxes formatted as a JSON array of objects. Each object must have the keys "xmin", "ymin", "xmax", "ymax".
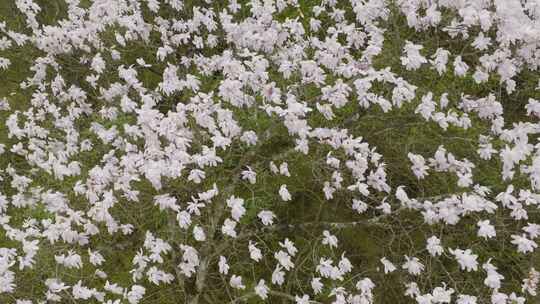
[{"xmin": 0, "ymin": 0, "xmax": 539, "ymax": 303}]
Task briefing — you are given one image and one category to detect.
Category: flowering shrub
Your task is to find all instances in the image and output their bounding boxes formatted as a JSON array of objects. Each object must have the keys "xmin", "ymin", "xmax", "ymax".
[{"xmin": 0, "ymin": 0, "xmax": 539, "ymax": 303}]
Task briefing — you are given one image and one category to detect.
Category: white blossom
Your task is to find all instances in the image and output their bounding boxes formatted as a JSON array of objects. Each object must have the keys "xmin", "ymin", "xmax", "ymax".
[
  {"xmin": 279, "ymin": 184, "xmax": 292, "ymax": 201},
  {"xmin": 229, "ymin": 275, "xmax": 245, "ymax": 290},
  {"xmin": 402, "ymin": 256, "xmax": 424, "ymax": 276},
  {"xmin": 477, "ymin": 220, "xmax": 496, "ymax": 239},
  {"xmin": 426, "ymin": 236, "xmax": 444, "ymax": 257},
  {"xmin": 255, "ymin": 279, "xmax": 269, "ymax": 299},
  {"xmin": 380, "ymin": 257, "xmax": 396, "ymax": 274},
  {"xmin": 450, "ymin": 248, "xmax": 478, "ymax": 272}
]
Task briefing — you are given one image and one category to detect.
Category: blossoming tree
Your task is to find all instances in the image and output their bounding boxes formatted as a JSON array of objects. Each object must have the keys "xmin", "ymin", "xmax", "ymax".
[{"xmin": 0, "ymin": 0, "xmax": 539, "ymax": 303}]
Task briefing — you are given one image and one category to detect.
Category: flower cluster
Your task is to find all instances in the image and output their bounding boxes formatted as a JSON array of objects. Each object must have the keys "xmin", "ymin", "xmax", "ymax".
[{"xmin": 0, "ymin": 0, "xmax": 539, "ymax": 303}]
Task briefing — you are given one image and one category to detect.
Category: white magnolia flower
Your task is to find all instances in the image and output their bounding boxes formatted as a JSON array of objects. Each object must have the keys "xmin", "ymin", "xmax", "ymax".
[
  {"xmin": 477, "ymin": 220, "xmax": 496, "ymax": 239},
  {"xmin": 511, "ymin": 234, "xmax": 538, "ymax": 253},
  {"xmin": 322, "ymin": 230, "xmax": 338, "ymax": 248},
  {"xmin": 221, "ymin": 218, "xmax": 238, "ymax": 238},
  {"xmin": 457, "ymin": 294, "xmax": 478, "ymax": 304},
  {"xmin": 274, "ymin": 250, "xmax": 294, "ymax": 270},
  {"xmin": 272, "ymin": 265, "xmax": 285, "ymax": 286},
  {"xmin": 55, "ymin": 251, "xmax": 82, "ymax": 269},
  {"xmin": 279, "ymin": 184, "xmax": 292, "ymax": 201},
  {"xmin": 402, "ymin": 256, "xmax": 424, "ymax": 276},
  {"xmin": 380, "ymin": 257, "xmax": 396, "ymax": 274},
  {"xmin": 311, "ymin": 277, "xmax": 323, "ymax": 294},
  {"xmin": 88, "ymin": 250, "xmax": 105, "ymax": 266},
  {"xmin": 241, "ymin": 167, "xmax": 257, "ymax": 184},
  {"xmin": 450, "ymin": 248, "xmax": 478, "ymax": 272},
  {"xmin": 279, "ymin": 162, "xmax": 291, "ymax": 176},
  {"xmin": 426, "ymin": 236, "xmax": 444, "ymax": 257},
  {"xmin": 218, "ymin": 256, "xmax": 229, "ymax": 275},
  {"xmin": 254, "ymin": 279, "xmax": 269, "ymax": 299},
  {"xmin": 295, "ymin": 294, "xmax": 310, "ymax": 304},
  {"xmin": 226, "ymin": 196, "xmax": 246, "ymax": 221},
  {"xmin": 258, "ymin": 210, "xmax": 276, "ymax": 226},
  {"xmin": 229, "ymin": 275, "xmax": 245, "ymax": 290},
  {"xmin": 280, "ymin": 238, "xmax": 298, "ymax": 256},
  {"xmin": 401, "ymin": 41, "xmax": 427, "ymax": 70},
  {"xmin": 193, "ymin": 226, "xmax": 206, "ymax": 242}
]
